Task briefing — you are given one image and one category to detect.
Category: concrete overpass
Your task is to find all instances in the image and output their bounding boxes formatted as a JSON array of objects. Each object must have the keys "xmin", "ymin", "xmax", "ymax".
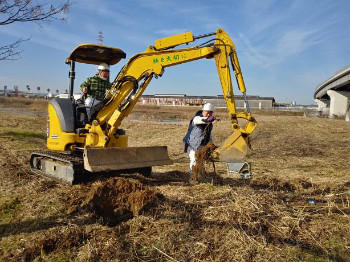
[{"xmin": 314, "ymin": 65, "xmax": 350, "ymax": 119}]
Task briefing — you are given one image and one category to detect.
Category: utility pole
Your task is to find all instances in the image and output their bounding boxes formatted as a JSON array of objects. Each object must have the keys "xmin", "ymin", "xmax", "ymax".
[{"xmin": 98, "ymin": 30, "xmax": 103, "ymax": 45}]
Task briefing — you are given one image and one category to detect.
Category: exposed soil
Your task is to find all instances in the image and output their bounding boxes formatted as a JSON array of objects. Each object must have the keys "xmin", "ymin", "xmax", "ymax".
[{"xmin": 67, "ymin": 177, "xmax": 162, "ymax": 225}]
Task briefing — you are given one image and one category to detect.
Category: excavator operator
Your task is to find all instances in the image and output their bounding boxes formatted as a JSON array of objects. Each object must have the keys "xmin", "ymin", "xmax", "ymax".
[
  {"xmin": 183, "ymin": 103, "xmax": 216, "ymax": 173},
  {"xmin": 80, "ymin": 63, "xmax": 111, "ymax": 119}
]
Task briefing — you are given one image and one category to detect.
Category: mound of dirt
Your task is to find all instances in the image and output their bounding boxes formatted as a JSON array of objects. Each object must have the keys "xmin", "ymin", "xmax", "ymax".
[
  {"xmin": 67, "ymin": 177, "xmax": 162, "ymax": 225},
  {"xmin": 191, "ymin": 142, "xmax": 218, "ymax": 182}
]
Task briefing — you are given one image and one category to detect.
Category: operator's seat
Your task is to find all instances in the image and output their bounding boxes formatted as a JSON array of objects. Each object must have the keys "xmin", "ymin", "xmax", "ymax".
[{"xmin": 75, "ymin": 101, "xmax": 89, "ymax": 127}]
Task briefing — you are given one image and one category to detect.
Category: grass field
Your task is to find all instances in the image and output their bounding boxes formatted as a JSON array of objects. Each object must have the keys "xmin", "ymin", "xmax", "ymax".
[{"xmin": 0, "ymin": 97, "xmax": 350, "ymax": 261}]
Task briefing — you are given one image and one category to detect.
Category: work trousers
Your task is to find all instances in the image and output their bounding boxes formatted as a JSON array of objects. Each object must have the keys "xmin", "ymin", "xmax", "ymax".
[
  {"xmin": 85, "ymin": 97, "xmax": 100, "ymax": 120},
  {"xmin": 187, "ymin": 146, "xmax": 196, "ymax": 172}
]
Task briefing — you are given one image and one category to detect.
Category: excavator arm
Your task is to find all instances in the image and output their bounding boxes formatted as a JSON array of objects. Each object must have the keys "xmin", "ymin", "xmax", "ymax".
[{"xmin": 87, "ymin": 28, "xmax": 257, "ymax": 160}]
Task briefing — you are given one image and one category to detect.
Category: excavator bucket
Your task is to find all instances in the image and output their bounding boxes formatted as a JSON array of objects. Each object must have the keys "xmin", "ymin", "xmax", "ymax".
[
  {"xmin": 83, "ymin": 146, "xmax": 172, "ymax": 172},
  {"xmin": 211, "ymin": 130, "xmax": 248, "ymax": 162}
]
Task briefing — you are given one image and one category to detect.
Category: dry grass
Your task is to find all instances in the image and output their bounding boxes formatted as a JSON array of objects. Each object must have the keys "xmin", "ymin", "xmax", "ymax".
[
  {"xmin": 0, "ymin": 97, "xmax": 350, "ymax": 261},
  {"xmin": 0, "ymin": 96, "xmax": 48, "ymax": 111}
]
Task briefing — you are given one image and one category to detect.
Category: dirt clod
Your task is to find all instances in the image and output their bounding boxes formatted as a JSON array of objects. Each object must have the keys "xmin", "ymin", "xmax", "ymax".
[{"xmin": 191, "ymin": 142, "xmax": 218, "ymax": 182}]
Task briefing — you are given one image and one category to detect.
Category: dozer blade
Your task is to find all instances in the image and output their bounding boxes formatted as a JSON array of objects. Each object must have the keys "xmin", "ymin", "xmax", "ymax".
[
  {"xmin": 211, "ymin": 130, "xmax": 248, "ymax": 162},
  {"xmin": 84, "ymin": 146, "xmax": 172, "ymax": 172}
]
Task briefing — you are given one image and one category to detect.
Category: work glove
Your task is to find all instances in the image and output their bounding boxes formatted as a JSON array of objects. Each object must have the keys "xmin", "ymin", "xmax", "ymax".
[{"xmin": 205, "ymin": 115, "xmax": 215, "ymax": 122}]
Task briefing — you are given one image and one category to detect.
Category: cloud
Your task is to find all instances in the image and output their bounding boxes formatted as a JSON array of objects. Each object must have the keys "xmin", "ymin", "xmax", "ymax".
[
  {"xmin": 0, "ymin": 23, "xmax": 85, "ymax": 53},
  {"xmin": 74, "ymin": 0, "xmax": 135, "ymax": 27},
  {"xmin": 238, "ymin": 9, "xmax": 336, "ymax": 70},
  {"xmin": 238, "ymin": 33, "xmax": 272, "ymax": 68},
  {"xmin": 239, "ymin": 27, "xmax": 325, "ymax": 70},
  {"xmin": 137, "ymin": 0, "xmax": 175, "ymax": 10},
  {"xmin": 275, "ymin": 28, "xmax": 319, "ymax": 56},
  {"xmin": 155, "ymin": 28, "xmax": 190, "ymax": 36}
]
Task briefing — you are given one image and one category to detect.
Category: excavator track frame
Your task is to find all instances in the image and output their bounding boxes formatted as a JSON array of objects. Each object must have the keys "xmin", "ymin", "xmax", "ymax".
[
  {"xmin": 30, "ymin": 151, "xmax": 86, "ymax": 184},
  {"xmin": 30, "ymin": 151, "xmax": 155, "ymax": 184}
]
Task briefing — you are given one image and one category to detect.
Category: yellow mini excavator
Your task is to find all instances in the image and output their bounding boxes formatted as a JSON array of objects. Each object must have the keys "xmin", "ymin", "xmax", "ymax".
[{"xmin": 30, "ymin": 28, "xmax": 257, "ymax": 184}]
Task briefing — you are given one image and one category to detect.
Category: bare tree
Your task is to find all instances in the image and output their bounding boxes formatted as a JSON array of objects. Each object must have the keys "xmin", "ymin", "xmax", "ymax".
[
  {"xmin": 0, "ymin": 38, "xmax": 25, "ymax": 61},
  {"xmin": 0, "ymin": 0, "xmax": 73, "ymax": 61}
]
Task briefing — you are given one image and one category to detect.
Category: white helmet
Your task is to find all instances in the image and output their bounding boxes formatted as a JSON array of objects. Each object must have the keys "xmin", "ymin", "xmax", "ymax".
[
  {"xmin": 97, "ymin": 63, "xmax": 110, "ymax": 71},
  {"xmin": 202, "ymin": 103, "xmax": 215, "ymax": 112}
]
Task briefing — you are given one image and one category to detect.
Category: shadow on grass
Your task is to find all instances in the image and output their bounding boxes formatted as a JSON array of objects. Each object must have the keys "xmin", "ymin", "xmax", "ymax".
[
  {"xmin": 0, "ymin": 216, "xmax": 59, "ymax": 238},
  {"xmin": 77, "ymin": 170, "xmax": 244, "ymax": 187},
  {"xmin": 0, "ymin": 213, "xmax": 96, "ymax": 239},
  {"xmin": 75, "ymin": 170, "xmax": 192, "ymax": 186}
]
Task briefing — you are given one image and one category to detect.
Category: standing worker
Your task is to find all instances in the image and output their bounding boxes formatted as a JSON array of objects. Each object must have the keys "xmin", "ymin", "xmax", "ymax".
[
  {"xmin": 80, "ymin": 63, "xmax": 111, "ymax": 119},
  {"xmin": 183, "ymin": 103, "xmax": 216, "ymax": 173}
]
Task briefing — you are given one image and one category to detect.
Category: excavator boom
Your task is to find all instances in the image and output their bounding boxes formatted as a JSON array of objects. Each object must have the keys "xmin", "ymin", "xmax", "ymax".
[{"xmin": 87, "ymin": 28, "xmax": 257, "ymax": 163}]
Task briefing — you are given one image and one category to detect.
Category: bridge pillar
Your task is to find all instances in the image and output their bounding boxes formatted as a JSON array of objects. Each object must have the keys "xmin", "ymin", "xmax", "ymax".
[
  {"xmin": 327, "ymin": 90, "xmax": 350, "ymax": 118},
  {"xmin": 314, "ymin": 99, "xmax": 329, "ymax": 115},
  {"xmin": 314, "ymin": 99, "xmax": 327, "ymax": 109}
]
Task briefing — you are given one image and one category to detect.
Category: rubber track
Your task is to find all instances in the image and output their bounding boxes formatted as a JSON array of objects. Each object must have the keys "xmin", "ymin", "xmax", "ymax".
[
  {"xmin": 30, "ymin": 151, "xmax": 86, "ymax": 184},
  {"xmin": 31, "ymin": 151, "xmax": 83, "ymax": 165}
]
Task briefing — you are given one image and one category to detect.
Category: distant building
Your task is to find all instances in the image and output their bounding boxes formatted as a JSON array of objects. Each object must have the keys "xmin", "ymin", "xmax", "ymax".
[
  {"xmin": 138, "ymin": 94, "xmax": 275, "ymax": 109},
  {"xmin": 55, "ymin": 93, "xmax": 81, "ymax": 100}
]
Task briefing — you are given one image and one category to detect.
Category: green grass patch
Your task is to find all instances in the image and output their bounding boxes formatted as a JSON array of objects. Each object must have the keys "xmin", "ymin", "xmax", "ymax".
[
  {"xmin": 0, "ymin": 197, "xmax": 21, "ymax": 226},
  {"xmin": 1, "ymin": 130, "xmax": 46, "ymax": 140},
  {"xmin": 35, "ymin": 252, "xmax": 75, "ymax": 262},
  {"xmin": 0, "ymin": 197, "xmax": 21, "ymax": 213},
  {"xmin": 0, "ymin": 129, "xmax": 46, "ymax": 150}
]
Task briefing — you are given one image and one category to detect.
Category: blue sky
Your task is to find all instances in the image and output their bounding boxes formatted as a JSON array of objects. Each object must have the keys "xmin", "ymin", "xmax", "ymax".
[{"xmin": 1, "ymin": 0, "xmax": 350, "ymax": 105}]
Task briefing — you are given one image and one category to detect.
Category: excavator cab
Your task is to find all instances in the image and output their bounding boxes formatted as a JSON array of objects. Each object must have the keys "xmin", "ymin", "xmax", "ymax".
[
  {"xmin": 45, "ymin": 44, "xmax": 127, "ymax": 150},
  {"xmin": 66, "ymin": 44, "xmax": 127, "ymax": 124}
]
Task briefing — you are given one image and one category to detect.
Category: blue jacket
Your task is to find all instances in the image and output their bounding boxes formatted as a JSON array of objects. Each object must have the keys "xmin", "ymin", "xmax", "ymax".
[{"xmin": 183, "ymin": 110, "xmax": 213, "ymax": 152}]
